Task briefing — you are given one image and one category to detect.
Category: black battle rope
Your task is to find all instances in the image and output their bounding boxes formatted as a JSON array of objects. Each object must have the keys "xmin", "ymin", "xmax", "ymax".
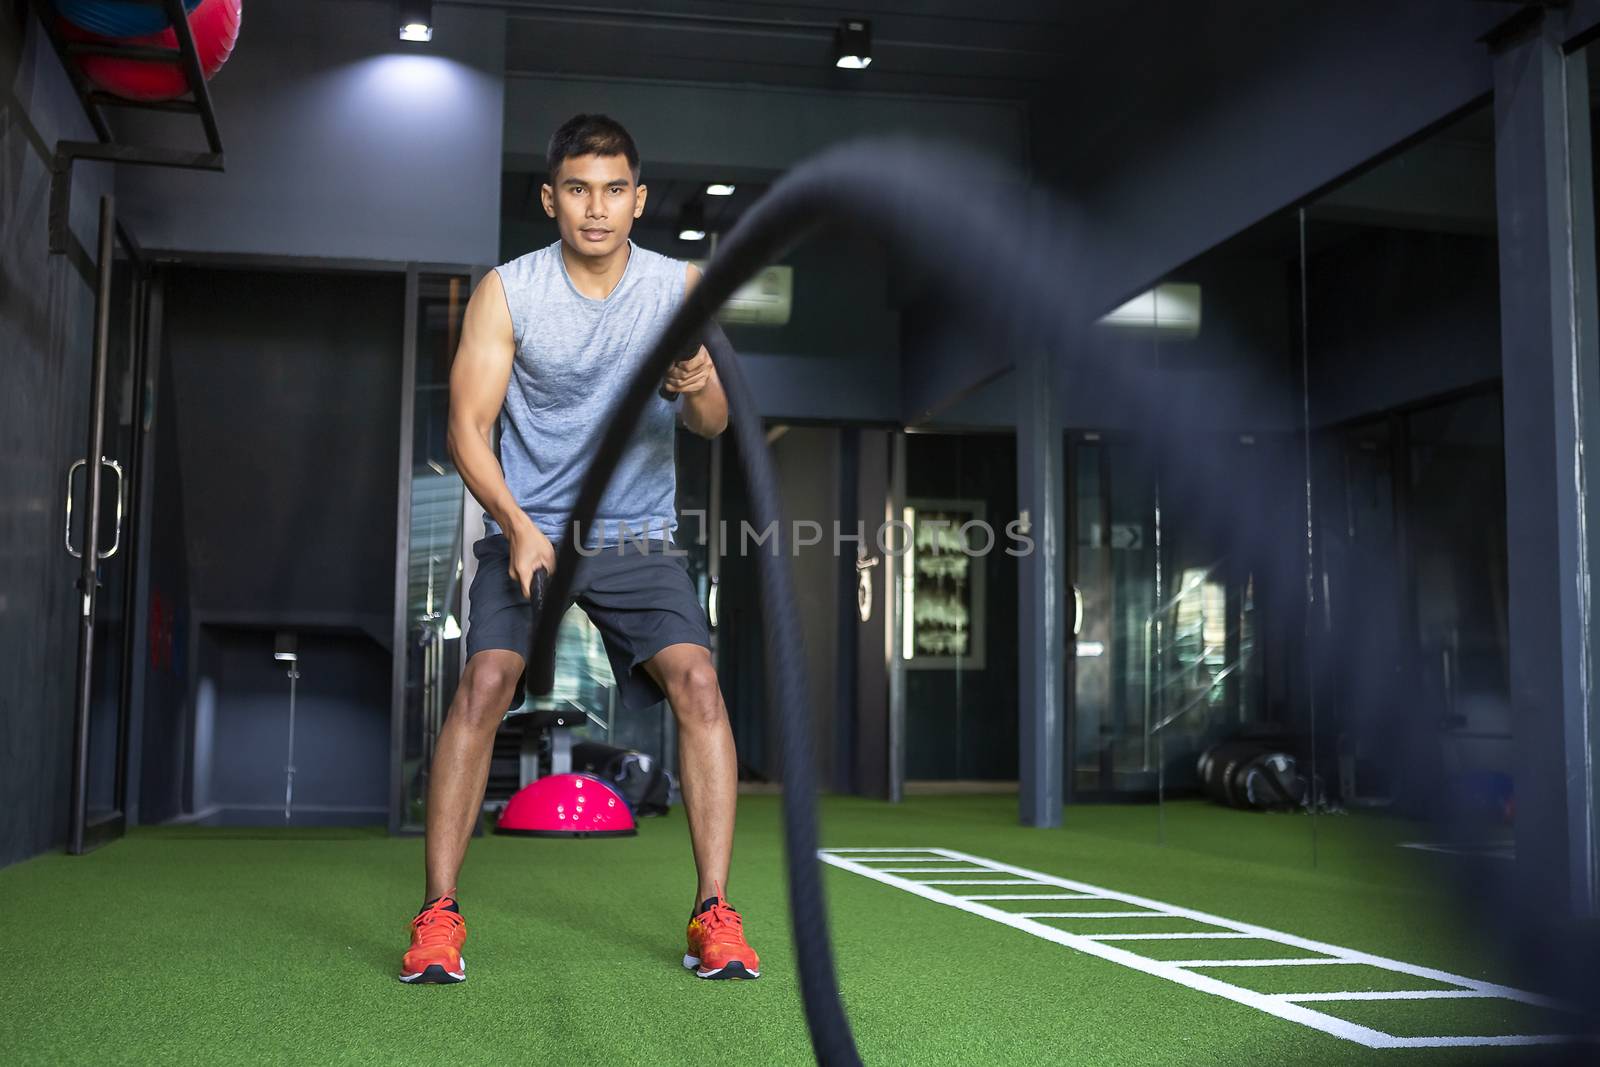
[{"xmin": 529, "ymin": 138, "xmax": 1083, "ymax": 1066}]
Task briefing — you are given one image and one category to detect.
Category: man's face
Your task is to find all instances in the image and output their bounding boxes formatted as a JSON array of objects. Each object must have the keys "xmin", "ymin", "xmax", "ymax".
[{"xmin": 541, "ymin": 154, "xmax": 646, "ymax": 258}]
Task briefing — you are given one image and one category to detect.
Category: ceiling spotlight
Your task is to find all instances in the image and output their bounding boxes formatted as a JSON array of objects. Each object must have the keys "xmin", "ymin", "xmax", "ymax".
[
  {"xmin": 399, "ymin": 0, "xmax": 433, "ymax": 42},
  {"xmin": 835, "ymin": 18, "xmax": 871, "ymax": 69},
  {"xmin": 705, "ymin": 184, "xmax": 736, "ymax": 197},
  {"xmin": 273, "ymin": 632, "xmax": 299, "ymax": 663},
  {"xmin": 678, "ymin": 200, "xmax": 706, "ymax": 242}
]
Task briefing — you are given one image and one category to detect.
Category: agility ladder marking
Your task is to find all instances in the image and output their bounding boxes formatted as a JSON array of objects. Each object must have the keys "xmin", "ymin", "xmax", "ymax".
[{"xmin": 818, "ymin": 848, "xmax": 1594, "ymax": 1050}]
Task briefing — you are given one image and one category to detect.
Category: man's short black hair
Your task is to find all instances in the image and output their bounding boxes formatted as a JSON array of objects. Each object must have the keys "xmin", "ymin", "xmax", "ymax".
[{"xmin": 547, "ymin": 114, "xmax": 640, "ymax": 183}]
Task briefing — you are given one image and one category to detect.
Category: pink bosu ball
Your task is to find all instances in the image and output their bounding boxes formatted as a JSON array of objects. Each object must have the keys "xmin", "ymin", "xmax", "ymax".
[{"xmin": 495, "ymin": 773, "xmax": 638, "ymax": 838}]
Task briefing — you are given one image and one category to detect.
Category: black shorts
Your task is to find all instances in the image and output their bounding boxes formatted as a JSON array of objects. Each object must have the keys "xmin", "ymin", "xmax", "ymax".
[{"xmin": 465, "ymin": 534, "xmax": 710, "ymax": 711}]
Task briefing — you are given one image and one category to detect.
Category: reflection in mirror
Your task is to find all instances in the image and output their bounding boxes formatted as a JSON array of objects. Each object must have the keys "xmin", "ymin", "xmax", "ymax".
[
  {"xmin": 904, "ymin": 432, "xmax": 1019, "ymax": 787},
  {"xmin": 1152, "ymin": 210, "xmax": 1303, "ymax": 859},
  {"xmin": 1305, "ymin": 106, "xmax": 1507, "ymax": 868},
  {"xmin": 399, "ymin": 274, "xmax": 470, "ymax": 832},
  {"xmin": 1078, "ymin": 210, "xmax": 1301, "ymax": 868},
  {"xmin": 1066, "ymin": 430, "xmax": 1159, "ymax": 800}
]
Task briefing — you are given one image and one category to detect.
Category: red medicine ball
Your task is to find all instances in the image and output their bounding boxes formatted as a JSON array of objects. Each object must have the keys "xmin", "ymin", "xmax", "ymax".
[{"xmin": 63, "ymin": 0, "xmax": 243, "ymax": 105}]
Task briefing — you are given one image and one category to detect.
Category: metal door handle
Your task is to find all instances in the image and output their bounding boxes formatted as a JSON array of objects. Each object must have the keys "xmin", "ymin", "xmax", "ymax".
[
  {"xmin": 63, "ymin": 456, "xmax": 124, "ymax": 560},
  {"xmin": 100, "ymin": 457, "xmax": 124, "ymax": 560},
  {"xmin": 856, "ymin": 550, "xmax": 878, "ymax": 622},
  {"xmin": 1073, "ymin": 585, "xmax": 1084, "ymax": 637},
  {"xmin": 707, "ymin": 577, "xmax": 720, "ymax": 629},
  {"xmin": 65, "ymin": 459, "xmax": 86, "ymax": 558}
]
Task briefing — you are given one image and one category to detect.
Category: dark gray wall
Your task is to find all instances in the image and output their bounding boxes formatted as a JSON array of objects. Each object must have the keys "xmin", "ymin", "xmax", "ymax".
[
  {"xmin": 132, "ymin": 348, "xmax": 193, "ymax": 825},
  {"xmin": 924, "ymin": 367, "xmax": 1015, "ymax": 430},
  {"xmin": 159, "ymin": 266, "xmax": 405, "ymax": 823},
  {"xmin": 503, "ymin": 72, "xmax": 1028, "ymax": 177},
  {"xmin": 1057, "ymin": 1, "xmax": 1505, "ymax": 317},
  {"xmin": 0, "ymin": 3, "xmax": 116, "ymax": 867},
  {"xmin": 769, "ymin": 427, "xmax": 842, "ymax": 786},
  {"xmin": 875, "ymin": 2, "xmax": 1521, "ymax": 422},
  {"xmin": 1064, "ymin": 250, "xmax": 1302, "ymax": 436},
  {"xmin": 163, "ymin": 267, "xmax": 404, "ymax": 637},
  {"xmin": 1307, "ymin": 226, "xmax": 1502, "ymax": 424},
  {"xmin": 113, "ymin": 0, "xmax": 504, "ymax": 264},
  {"xmin": 1022, "ymin": 215, "xmax": 1500, "ymax": 438},
  {"xmin": 193, "ymin": 627, "xmax": 389, "ymax": 824},
  {"xmin": 919, "ymin": 281, "xmax": 1299, "ymax": 436}
]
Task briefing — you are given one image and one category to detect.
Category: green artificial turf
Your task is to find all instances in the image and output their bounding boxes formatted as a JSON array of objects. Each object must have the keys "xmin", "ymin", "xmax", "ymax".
[
  {"xmin": 1188, "ymin": 964, "xmax": 1456, "ymax": 996},
  {"xmin": 1113, "ymin": 936, "xmax": 1325, "ymax": 962},
  {"xmin": 1, "ymin": 796, "xmax": 1593, "ymax": 1065}
]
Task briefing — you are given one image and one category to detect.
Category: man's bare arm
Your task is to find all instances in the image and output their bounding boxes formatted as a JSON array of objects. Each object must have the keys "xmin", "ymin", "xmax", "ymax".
[
  {"xmin": 447, "ymin": 270, "xmax": 554, "ymax": 594},
  {"xmin": 671, "ymin": 262, "xmax": 729, "ymax": 438}
]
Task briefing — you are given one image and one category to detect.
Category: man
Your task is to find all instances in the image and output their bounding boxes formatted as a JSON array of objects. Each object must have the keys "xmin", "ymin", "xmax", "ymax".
[{"xmin": 400, "ymin": 114, "xmax": 759, "ymax": 984}]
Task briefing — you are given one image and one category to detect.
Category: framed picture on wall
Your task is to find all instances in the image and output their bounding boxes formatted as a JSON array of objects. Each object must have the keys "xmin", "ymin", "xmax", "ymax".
[{"xmin": 903, "ymin": 497, "xmax": 987, "ymax": 671}]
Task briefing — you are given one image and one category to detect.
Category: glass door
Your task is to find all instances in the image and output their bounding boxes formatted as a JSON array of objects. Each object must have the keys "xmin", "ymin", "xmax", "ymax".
[
  {"xmin": 1145, "ymin": 435, "xmax": 1268, "ymax": 795},
  {"xmin": 1067, "ymin": 431, "xmax": 1268, "ymax": 801},
  {"xmin": 394, "ymin": 268, "xmax": 475, "ymax": 833},
  {"xmin": 67, "ymin": 200, "xmax": 146, "ymax": 853},
  {"xmin": 1066, "ymin": 432, "xmax": 1158, "ymax": 798}
]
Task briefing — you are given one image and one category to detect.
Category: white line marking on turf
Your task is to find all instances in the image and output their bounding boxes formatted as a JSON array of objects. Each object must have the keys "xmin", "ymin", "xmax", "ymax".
[
  {"xmin": 1017, "ymin": 911, "xmax": 1163, "ymax": 919},
  {"xmin": 1275, "ymin": 991, "xmax": 1505, "ymax": 1002},
  {"xmin": 1090, "ymin": 933, "xmax": 1256, "ymax": 941},
  {"xmin": 819, "ymin": 846, "xmax": 1595, "ymax": 1050},
  {"xmin": 914, "ymin": 879, "xmax": 1048, "ymax": 885},
  {"xmin": 1172, "ymin": 958, "xmax": 1358, "ymax": 967},
  {"xmin": 960, "ymin": 893, "xmax": 1102, "ymax": 901}
]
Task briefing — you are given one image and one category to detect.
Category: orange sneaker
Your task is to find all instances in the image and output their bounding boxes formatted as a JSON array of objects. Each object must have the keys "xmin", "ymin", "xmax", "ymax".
[
  {"xmin": 400, "ymin": 894, "xmax": 467, "ymax": 984},
  {"xmin": 683, "ymin": 885, "xmax": 761, "ymax": 980}
]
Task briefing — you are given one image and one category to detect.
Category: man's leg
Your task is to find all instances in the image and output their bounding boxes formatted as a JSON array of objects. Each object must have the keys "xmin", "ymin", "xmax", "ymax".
[
  {"xmin": 643, "ymin": 642, "xmax": 737, "ymax": 910},
  {"xmin": 424, "ymin": 648, "xmax": 525, "ymax": 901}
]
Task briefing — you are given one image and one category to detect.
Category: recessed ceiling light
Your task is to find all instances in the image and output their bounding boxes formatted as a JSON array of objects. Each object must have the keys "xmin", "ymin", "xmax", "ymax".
[
  {"xmin": 835, "ymin": 18, "xmax": 871, "ymax": 69},
  {"xmin": 706, "ymin": 184, "xmax": 736, "ymax": 197},
  {"xmin": 400, "ymin": 1, "xmax": 433, "ymax": 41},
  {"xmin": 678, "ymin": 200, "xmax": 707, "ymax": 242}
]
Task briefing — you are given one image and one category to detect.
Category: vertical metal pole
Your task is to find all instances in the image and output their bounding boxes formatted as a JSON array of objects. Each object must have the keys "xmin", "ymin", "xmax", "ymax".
[
  {"xmin": 114, "ymin": 256, "xmax": 146, "ymax": 823},
  {"xmin": 1017, "ymin": 346, "xmax": 1064, "ymax": 827},
  {"xmin": 390, "ymin": 266, "xmax": 419, "ymax": 834},
  {"xmin": 1299, "ymin": 207, "xmax": 1320, "ymax": 868},
  {"xmin": 1157, "ymin": 730, "xmax": 1165, "ymax": 846},
  {"xmin": 283, "ymin": 662, "xmax": 298, "ymax": 823},
  {"xmin": 887, "ymin": 432, "xmax": 907, "ymax": 804},
  {"xmin": 1491, "ymin": 16, "xmax": 1599, "ymax": 918},
  {"xmin": 1153, "ymin": 451, "xmax": 1165, "ymax": 841},
  {"xmin": 68, "ymin": 196, "xmax": 116, "ymax": 856},
  {"xmin": 431, "ymin": 630, "xmax": 445, "ymax": 764},
  {"xmin": 1151, "ymin": 301, "xmax": 1166, "ymax": 840},
  {"xmin": 1063, "ymin": 433, "xmax": 1079, "ymax": 797}
]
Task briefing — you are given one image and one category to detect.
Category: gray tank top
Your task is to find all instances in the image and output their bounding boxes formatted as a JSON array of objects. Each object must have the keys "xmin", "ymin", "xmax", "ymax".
[{"xmin": 486, "ymin": 238, "xmax": 686, "ymax": 546}]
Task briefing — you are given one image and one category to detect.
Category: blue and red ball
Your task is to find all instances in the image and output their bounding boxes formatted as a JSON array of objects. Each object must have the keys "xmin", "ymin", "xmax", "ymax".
[{"xmin": 57, "ymin": 0, "xmax": 243, "ymax": 104}]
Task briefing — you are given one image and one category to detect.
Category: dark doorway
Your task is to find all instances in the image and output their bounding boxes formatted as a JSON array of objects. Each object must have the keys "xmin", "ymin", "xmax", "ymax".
[{"xmin": 138, "ymin": 265, "xmax": 405, "ymax": 825}]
